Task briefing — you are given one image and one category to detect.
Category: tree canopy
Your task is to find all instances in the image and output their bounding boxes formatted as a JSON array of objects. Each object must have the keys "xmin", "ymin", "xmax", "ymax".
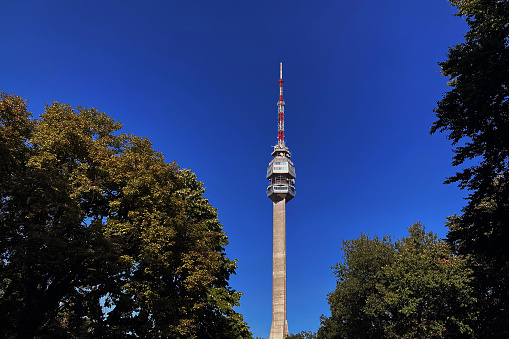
[
  {"xmin": 431, "ymin": 0, "xmax": 509, "ymax": 336},
  {"xmin": 0, "ymin": 92, "xmax": 252, "ymax": 338},
  {"xmin": 286, "ymin": 331, "xmax": 318, "ymax": 339},
  {"xmin": 318, "ymin": 223, "xmax": 476, "ymax": 339}
]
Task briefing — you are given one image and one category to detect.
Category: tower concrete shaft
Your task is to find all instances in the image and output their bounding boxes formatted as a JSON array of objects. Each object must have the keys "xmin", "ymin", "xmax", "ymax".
[
  {"xmin": 266, "ymin": 63, "xmax": 295, "ymax": 339},
  {"xmin": 270, "ymin": 199, "xmax": 289, "ymax": 339}
]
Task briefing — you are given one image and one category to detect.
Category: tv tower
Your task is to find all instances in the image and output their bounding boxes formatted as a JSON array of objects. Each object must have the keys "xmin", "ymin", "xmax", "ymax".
[{"xmin": 266, "ymin": 63, "xmax": 296, "ymax": 339}]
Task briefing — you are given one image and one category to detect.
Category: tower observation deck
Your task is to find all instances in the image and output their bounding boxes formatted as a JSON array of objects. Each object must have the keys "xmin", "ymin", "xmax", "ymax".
[{"xmin": 267, "ymin": 63, "xmax": 295, "ymax": 339}]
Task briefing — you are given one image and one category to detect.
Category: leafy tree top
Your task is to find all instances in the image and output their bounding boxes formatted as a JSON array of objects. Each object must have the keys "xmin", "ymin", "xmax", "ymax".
[{"xmin": 0, "ymin": 92, "xmax": 252, "ymax": 338}]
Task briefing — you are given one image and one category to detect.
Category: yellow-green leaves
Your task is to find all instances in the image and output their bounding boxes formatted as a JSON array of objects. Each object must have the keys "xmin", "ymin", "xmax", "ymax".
[{"xmin": 0, "ymin": 94, "xmax": 251, "ymax": 338}]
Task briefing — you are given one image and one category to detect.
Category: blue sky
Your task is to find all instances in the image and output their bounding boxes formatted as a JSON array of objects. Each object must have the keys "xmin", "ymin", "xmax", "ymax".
[{"xmin": 2, "ymin": 1, "xmax": 470, "ymax": 337}]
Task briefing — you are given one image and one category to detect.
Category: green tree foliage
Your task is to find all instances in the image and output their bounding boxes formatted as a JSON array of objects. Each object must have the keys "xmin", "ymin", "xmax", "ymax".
[
  {"xmin": 0, "ymin": 93, "xmax": 252, "ymax": 338},
  {"xmin": 431, "ymin": 1, "xmax": 509, "ymax": 336},
  {"xmin": 318, "ymin": 223, "xmax": 476, "ymax": 339},
  {"xmin": 286, "ymin": 331, "xmax": 318, "ymax": 339}
]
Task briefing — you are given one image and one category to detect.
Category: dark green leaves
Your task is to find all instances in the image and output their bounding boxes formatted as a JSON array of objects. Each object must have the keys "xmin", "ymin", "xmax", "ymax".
[
  {"xmin": 433, "ymin": 1, "xmax": 509, "ymax": 336},
  {"xmin": 431, "ymin": 0, "xmax": 509, "ymax": 197},
  {"xmin": 318, "ymin": 223, "xmax": 476, "ymax": 339}
]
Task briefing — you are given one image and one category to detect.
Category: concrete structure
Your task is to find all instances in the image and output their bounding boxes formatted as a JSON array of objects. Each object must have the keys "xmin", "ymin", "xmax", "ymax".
[{"xmin": 267, "ymin": 63, "xmax": 295, "ymax": 339}]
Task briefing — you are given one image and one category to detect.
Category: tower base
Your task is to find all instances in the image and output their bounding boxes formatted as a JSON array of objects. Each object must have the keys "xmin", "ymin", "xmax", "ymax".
[{"xmin": 269, "ymin": 319, "xmax": 289, "ymax": 339}]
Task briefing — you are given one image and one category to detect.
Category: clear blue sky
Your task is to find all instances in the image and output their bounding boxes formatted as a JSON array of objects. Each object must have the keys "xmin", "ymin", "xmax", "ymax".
[{"xmin": 1, "ymin": 1, "xmax": 469, "ymax": 337}]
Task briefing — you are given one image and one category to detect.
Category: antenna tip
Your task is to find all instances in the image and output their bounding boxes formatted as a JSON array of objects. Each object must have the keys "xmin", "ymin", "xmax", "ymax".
[{"xmin": 280, "ymin": 62, "xmax": 283, "ymax": 79}]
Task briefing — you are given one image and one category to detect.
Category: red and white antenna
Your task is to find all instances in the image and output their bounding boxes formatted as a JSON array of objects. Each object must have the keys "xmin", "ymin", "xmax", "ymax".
[{"xmin": 277, "ymin": 62, "xmax": 285, "ymax": 146}]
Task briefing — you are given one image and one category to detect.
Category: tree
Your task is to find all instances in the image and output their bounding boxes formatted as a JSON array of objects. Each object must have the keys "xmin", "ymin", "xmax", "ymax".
[
  {"xmin": 286, "ymin": 331, "xmax": 318, "ymax": 339},
  {"xmin": 318, "ymin": 223, "xmax": 476, "ymax": 339},
  {"xmin": 0, "ymin": 93, "xmax": 252, "ymax": 338},
  {"xmin": 431, "ymin": 1, "xmax": 509, "ymax": 336},
  {"xmin": 431, "ymin": 0, "xmax": 509, "ymax": 200},
  {"xmin": 318, "ymin": 233, "xmax": 395, "ymax": 339}
]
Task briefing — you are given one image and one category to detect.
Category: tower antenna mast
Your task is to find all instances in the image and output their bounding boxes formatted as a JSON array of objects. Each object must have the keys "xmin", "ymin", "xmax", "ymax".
[{"xmin": 278, "ymin": 62, "xmax": 285, "ymax": 146}]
